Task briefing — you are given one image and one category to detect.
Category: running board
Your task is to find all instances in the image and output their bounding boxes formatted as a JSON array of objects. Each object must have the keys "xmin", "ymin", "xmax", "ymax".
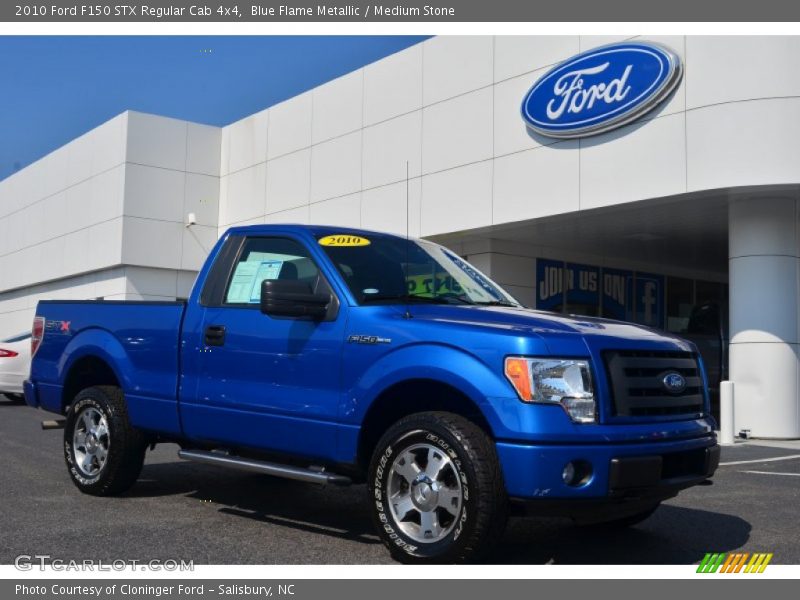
[{"xmin": 177, "ymin": 449, "xmax": 351, "ymax": 486}]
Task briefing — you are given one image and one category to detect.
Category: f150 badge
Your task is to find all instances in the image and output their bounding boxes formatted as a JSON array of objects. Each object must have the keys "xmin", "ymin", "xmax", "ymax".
[
  {"xmin": 348, "ymin": 335, "xmax": 391, "ymax": 345},
  {"xmin": 521, "ymin": 41, "xmax": 682, "ymax": 138}
]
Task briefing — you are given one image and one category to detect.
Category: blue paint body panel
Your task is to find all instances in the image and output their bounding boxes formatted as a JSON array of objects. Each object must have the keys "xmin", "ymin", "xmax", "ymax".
[{"xmin": 26, "ymin": 224, "xmax": 718, "ymax": 502}]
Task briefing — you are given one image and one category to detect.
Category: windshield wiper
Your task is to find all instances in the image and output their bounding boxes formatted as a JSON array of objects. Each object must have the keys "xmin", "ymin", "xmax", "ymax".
[
  {"xmin": 474, "ymin": 300, "xmax": 519, "ymax": 307},
  {"xmin": 361, "ymin": 294, "xmax": 474, "ymax": 305}
]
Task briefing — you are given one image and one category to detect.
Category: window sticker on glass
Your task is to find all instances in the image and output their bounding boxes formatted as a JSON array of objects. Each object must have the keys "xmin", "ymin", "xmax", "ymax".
[
  {"xmin": 318, "ymin": 234, "xmax": 371, "ymax": 247},
  {"xmin": 226, "ymin": 259, "xmax": 284, "ymax": 304},
  {"xmin": 249, "ymin": 260, "xmax": 284, "ymax": 302}
]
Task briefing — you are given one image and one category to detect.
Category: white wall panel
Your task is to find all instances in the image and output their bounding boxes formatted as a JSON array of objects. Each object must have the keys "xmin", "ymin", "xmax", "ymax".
[
  {"xmin": 90, "ymin": 165, "xmax": 126, "ymax": 224},
  {"xmin": 62, "ymin": 228, "xmax": 91, "ymax": 275},
  {"xmin": 687, "ymin": 36, "xmax": 800, "ymax": 109},
  {"xmin": 309, "ymin": 193, "xmax": 361, "ymax": 228},
  {"xmin": 580, "ymin": 113, "xmax": 687, "ymax": 210},
  {"xmin": 364, "ymin": 43, "xmax": 423, "ymax": 126},
  {"xmin": 86, "ymin": 218, "xmax": 124, "ymax": 271},
  {"xmin": 126, "ymin": 111, "xmax": 188, "ymax": 171},
  {"xmin": 91, "ymin": 113, "xmax": 127, "ymax": 175},
  {"xmin": 493, "ymin": 70, "xmax": 548, "ymax": 158},
  {"xmin": 186, "ymin": 123, "xmax": 222, "ymax": 176},
  {"xmin": 493, "ymin": 141, "xmax": 580, "ymax": 224},
  {"xmin": 122, "ymin": 217, "xmax": 182, "ymax": 269},
  {"xmin": 181, "ymin": 224, "xmax": 217, "ymax": 271},
  {"xmin": 423, "ymin": 36, "xmax": 493, "ymax": 106},
  {"xmin": 184, "ymin": 173, "xmax": 220, "ymax": 228},
  {"xmin": 265, "ymin": 149, "xmax": 311, "ymax": 213},
  {"xmin": 422, "ymin": 88, "xmax": 493, "ymax": 174},
  {"xmin": 421, "ymin": 161, "xmax": 492, "ymax": 236},
  {"xmin": 493, "ymin": 35, "xmax": 578, "ymax": 82},
  {"xmin": 222, "ymin": 163, "xmax": 267, "ymax": 225},
  {"xmin": 687, "ymin": 98, "xmax": 800, "ymax": 191},
  {"xmin": 227, "ymin": 110, "xmax": 268, "ymax": 173},
  {"xmin": 361, "ymin": 179, "xmax": 422, "ymax": 237},
  {"xmin": 267, "ymin": 92, "xmax": 312, "ymax": 160},
  {"xmin": 263, "ymin": 205, "xmax": 310, "ymax": 225},
  {"xmin": 312, "ymin": 70, "xmax": 364, "ymax": 143},
  {"xmin": 123, "ymin": 163, "xmax": 185, "ymax": 222},
  {"xmin": 310, "ymin": 132, "xmax": 362, "ymax": 203},
  {"xmin": 362, "ymin": 111, "xmax": 422, "ymax": 190}
]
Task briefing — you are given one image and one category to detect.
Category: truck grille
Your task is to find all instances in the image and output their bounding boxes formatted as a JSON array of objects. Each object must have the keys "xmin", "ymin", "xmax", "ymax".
[{"xmin": 603, "ymin": 350, "xmax": 705, "ymax": 418}]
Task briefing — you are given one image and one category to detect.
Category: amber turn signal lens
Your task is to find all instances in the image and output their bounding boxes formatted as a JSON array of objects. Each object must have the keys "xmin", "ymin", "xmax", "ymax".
[{"xmin": 504, "ymin": 357, "xmax": 533, "ymax": 401}]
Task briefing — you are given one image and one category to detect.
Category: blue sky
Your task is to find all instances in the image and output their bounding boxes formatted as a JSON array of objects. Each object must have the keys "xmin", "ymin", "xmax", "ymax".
[{"xmin": 0, "ymin": 36, "xmax": 428, "ymax": 181}]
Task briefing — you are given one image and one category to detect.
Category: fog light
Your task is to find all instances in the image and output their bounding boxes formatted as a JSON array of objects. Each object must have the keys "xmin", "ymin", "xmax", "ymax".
[
  {"xmin": 561, "ymin": 397, "xmax": 596, "ymax": 423},
  {"xmin": 562, "ymin": 462, "xmax": 576, "ymax": 484},
  {"xmin": 562, "ymin": 460, "xmax": 592, "ymax": 487}
]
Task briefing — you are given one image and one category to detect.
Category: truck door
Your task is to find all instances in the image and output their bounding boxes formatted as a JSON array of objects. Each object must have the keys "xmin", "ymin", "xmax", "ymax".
[{"xmin": 180, "ymin": 235, "xmax": 346, "ymax": 461}]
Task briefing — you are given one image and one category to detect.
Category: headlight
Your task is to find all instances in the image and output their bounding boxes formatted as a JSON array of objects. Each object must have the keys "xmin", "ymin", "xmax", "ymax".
[{"xmin": 504, "ymin": 357, "xmax": 596, "ymax": 423}]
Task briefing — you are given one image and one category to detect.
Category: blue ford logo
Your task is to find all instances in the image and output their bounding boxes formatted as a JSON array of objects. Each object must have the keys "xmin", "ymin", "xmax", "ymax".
[
  {"xmin": 662, "ymin": 372, "xmax": 687, "ymax": 394},
  {"xmin": 521, "ymin": 42, "xmax": 682, "ymax": 139}
]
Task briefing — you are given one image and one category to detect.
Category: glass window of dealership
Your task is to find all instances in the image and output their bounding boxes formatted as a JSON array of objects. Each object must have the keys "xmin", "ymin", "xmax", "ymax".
[{"xmin": 2, "ymin": 35, "xmax": 800, "ymax": 439}]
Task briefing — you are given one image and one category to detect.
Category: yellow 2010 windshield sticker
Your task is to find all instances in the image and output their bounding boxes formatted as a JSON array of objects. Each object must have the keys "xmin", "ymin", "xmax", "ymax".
[{"xmin": 318, "ymin": 234, "xmax": 371, "ymax": 247}]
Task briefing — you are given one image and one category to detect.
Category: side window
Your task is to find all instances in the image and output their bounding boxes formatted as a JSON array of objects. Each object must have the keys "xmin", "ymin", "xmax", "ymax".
[{"xmin": 224, "ymin": 237, "xmax": 320, "ymax": 305}]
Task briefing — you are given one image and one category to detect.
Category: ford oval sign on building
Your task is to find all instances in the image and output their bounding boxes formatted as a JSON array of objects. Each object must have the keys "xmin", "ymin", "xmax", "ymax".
[{"xmin": 521, "ymin": 42, "xmax": 682, "ymax": 139}]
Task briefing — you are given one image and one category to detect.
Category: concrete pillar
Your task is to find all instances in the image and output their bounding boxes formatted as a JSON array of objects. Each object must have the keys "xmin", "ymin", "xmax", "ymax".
[{"xmin": 729, "ymin": 197, "xmax": 800, "ymax": 439}]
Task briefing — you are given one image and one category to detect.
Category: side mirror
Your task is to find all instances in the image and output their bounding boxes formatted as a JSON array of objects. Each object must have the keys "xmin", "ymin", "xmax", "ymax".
[{"xmin": 260, "ymin": 279, "xmax": 330, "ymax": 319}]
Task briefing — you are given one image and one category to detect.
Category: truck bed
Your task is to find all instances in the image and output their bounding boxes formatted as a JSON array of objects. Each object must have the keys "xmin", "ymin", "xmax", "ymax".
[{"xmin": 29, "ymin": 300, "xmax": 186, "ymax": 435}]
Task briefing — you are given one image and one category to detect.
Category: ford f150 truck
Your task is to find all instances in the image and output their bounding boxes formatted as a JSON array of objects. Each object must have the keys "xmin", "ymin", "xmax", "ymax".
[{"xmin": 24, "ymin": 225, "xmax": 719, "ymax": 563}]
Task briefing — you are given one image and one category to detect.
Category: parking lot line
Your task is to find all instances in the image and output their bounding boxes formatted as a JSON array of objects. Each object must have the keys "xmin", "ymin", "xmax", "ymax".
[
  {"xmin": 740, "ymin": 470, "xmax": 800, "ymax": 477},
  {"xmin": 719, "ymin": 454, "xmax": 800, "ymax": 466}
]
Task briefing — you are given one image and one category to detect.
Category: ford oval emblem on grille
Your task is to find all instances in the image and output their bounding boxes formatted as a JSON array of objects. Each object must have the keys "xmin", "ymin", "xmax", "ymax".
[{"xmin": 662, "ymin": 372, "xmax": 687, "ymax": 394}]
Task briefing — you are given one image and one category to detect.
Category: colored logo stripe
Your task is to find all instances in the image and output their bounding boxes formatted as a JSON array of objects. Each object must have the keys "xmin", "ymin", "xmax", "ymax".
[{"xmin": 697, "ymin": 552, "xmax": 773, "ymax": 573}]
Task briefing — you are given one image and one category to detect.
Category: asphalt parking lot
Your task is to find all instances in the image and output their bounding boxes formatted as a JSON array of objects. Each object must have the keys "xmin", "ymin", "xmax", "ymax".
[{"xmin": 1, "ymin": 396, "xmax": 799, "ymax": 565}]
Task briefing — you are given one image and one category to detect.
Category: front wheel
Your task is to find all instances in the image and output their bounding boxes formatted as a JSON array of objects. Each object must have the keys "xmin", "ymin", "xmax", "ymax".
[
  {"xmin": 64, "ymin": 386, "xmax": 147, "ymax": 496},
  {"xmin": 368, "ymin": 411, "xmax": 508, "ymax": 563}
]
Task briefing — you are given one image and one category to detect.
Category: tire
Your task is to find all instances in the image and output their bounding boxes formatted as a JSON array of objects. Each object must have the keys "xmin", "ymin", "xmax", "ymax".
[
  {"xmin": 3, "ymin": 393, "xmax": 25, "ymax": 403},
  {"xmin": 581, "ymin": 503, "xmax": 660, "ymax": 529},
  {"xmin": 368, "ymin": 411, "xmax": 508, "ymax": 563},
  {"xmin": 64, "ymin": 386, "xmax": 147, "ymax": 496}
]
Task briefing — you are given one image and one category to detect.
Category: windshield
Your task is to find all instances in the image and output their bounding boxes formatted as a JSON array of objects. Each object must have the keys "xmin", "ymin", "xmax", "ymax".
[{"xmin": 316, "ymin": 233, "xmax": 520, "ymax": 307}]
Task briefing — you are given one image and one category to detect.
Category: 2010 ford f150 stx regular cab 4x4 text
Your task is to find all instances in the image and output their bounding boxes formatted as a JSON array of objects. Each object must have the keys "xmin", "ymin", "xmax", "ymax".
[{"xmin": 24, "ymin": 225, "xmax": 720, "ymax": 563}]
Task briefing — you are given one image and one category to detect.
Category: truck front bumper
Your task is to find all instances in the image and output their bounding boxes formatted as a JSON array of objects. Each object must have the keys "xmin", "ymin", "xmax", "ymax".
[{"xmin": 497, "ymin": 434, "xmax": 719, "ymax": 506}]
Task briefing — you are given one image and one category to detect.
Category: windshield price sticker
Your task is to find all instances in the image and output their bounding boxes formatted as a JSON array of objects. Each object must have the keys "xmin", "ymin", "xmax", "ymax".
[{"xmin": 318, "ymin": 234, "xmax": 371, "ymax": 247}]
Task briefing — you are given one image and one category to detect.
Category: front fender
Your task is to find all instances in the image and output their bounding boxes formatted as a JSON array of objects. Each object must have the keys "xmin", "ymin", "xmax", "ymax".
[{"xmin": 344, "ymin": 342, "xmax": 513, "ymax": 434}]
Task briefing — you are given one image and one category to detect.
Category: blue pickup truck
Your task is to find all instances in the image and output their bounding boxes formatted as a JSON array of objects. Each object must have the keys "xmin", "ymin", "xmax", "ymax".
[{"xmin": 25, "ymin": 224, "xmax": 719, "ymax": 563}]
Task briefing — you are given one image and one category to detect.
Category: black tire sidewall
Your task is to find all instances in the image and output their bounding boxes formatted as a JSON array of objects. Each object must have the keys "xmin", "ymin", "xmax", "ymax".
[
  {"xmin": 369, "ymin": 419, "xmax": 480, "ymax": 562},
  {"xmin": 65, "ymin": 394, "xmax": 112, "ymax": 489},
  {"xmin": 63, "ymin": 387, "xmax": 144, "ymax": 495}
]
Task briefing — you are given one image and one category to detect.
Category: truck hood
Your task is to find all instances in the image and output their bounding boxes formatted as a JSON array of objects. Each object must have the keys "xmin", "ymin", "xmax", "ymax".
[{"xmin": 403, "ymin": 304, "xmax": 690, "ymax": 349}]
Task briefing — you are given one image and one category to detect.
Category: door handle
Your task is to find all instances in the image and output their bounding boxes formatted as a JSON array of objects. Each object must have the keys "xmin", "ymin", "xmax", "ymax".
[{"xmin": 204, "ymin": 325, "xmax": 226, "ymax": 347}]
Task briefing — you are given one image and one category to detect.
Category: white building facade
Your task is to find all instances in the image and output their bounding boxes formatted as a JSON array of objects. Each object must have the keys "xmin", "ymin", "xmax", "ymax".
[{"xmin": 2, "ymin": 35, "xmax": 800, "ymax": 438}]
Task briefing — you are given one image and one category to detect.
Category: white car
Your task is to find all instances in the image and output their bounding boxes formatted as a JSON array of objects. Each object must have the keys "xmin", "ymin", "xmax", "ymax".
[{"xmin": 0, "ymin": 332, "xmax": 31, "ymax": 402}]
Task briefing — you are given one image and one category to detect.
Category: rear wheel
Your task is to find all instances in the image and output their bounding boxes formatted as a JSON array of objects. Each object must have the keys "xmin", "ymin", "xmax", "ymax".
[
  {"xmin": 368, "ymin": 411, "xmax": 508, "ymax": 563},
  {"xmin": 64, "ymin": 386, "xmax": 147, "ymax": 496}
]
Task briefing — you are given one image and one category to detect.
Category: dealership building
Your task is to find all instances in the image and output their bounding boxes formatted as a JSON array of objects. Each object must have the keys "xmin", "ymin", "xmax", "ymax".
[{"xmin": 2, "ymin": 35, "xmax": 800, "ymax": 439}]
